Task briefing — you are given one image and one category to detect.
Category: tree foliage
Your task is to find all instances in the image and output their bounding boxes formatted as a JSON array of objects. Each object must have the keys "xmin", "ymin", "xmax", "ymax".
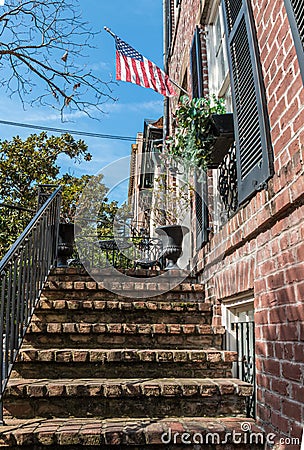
[
  {"xmin": 0, "ymin": 0, "xmax": 116, "ymax": 117},
  {"xmin": 0, "ymin": 132, "xmax": 118, "ymax": 257}
]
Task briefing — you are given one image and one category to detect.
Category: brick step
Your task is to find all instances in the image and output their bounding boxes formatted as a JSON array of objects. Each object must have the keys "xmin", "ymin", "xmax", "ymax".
[
  {"xmin": 24, "ymin": 323, "xmax": 224, "ymax": 349},
  {"xmin": 0, "ymin": 417, "xmax": 263, "ymax": 448},
  {"xmin": 49, "ymin": 267, "xmax": 198, "ymax": 282},
  {"xmin": 35, "ymin": 299, "xmax": 212, "ymax": 324},
  {"xmin": 4, "ymin": 377, "xmax": 252, "ymax": 420},
  {"xmin": 12, "ymin": 349, "xmax": 236, "ymax": 379},
  {"xmin": 42, "ymin": 281, "xmax": 204, "ymax": 302}
]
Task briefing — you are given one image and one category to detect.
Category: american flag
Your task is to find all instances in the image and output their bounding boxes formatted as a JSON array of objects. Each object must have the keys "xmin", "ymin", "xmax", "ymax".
[{"xmin": 115, "ymin": 36, "xmax": 176, "ymax": 97}]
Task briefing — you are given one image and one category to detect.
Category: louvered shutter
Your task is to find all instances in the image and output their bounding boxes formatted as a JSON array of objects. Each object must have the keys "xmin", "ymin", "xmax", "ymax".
[
  {"xmin": 284, "ymin": 0, "xmax": 304, "ymax": 83},
  {"xmin": 190, "ymin": 27, "xmax": 203, "ymax": 98},
  {"xmin": 166, "ymin": 0, "xmax": 173, "ymax": 57},
  {"xmin": 195, "ymin": 172, "xmax": 208, "ymax": 250},
  {"xmin": 222, "ymin": 0, "xmax": 273, "ymax": 204}
]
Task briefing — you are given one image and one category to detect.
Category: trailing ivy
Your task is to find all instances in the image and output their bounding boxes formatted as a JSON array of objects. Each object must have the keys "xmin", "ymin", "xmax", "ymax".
[{"xmin": 167, "ymin": 95, "xmax": 226, "ymax": 170}]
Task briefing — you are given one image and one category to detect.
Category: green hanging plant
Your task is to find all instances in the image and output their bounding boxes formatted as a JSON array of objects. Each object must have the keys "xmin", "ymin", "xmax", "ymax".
[{"xmin": 166, "ymin": 95, "xmax": 227, "ymax": 170}]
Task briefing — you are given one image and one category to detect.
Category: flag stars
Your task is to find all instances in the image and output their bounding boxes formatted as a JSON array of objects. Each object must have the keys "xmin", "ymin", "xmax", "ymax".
[{"xmin": 115, "ymin": 38, "xmax": 143, "ymax": 61}]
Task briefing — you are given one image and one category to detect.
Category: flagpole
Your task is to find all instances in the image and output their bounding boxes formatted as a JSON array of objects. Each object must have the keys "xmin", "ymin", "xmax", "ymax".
[
  {"xmin": 104, "ymin": 26, "xmax": 190, "ymax": 96},
  {"xmin": 104, "ymin": 26, "xmax": 116, "ymax": 38},
  {"xmin": 167, "ymin": 78, "xmax": 190, "ymax": 96}
]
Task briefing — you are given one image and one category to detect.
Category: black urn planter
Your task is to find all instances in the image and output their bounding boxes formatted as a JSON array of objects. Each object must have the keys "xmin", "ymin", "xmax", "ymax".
[
  {"xmin": 207, "ymin": 113, "xmax": 235, "ymax": 168},
  {"xmin": 155, "ymin": 225, "xmax": 189, "ymax": 270},
  {"xmin": 57, "ymin": 223, "xmax": 74, "ymax": 267}
]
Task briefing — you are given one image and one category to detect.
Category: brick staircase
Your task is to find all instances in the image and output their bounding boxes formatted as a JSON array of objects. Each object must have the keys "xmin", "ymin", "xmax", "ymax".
[{"xmin": 0, "ymin": 268, "xmax": 262, "ymax": 449}]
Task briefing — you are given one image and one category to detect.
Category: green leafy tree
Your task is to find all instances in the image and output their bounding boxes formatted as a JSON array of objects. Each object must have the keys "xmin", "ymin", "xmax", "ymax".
[{"xmin": 0, "ymin": 132, "xmax": 117, "ymax": 256}]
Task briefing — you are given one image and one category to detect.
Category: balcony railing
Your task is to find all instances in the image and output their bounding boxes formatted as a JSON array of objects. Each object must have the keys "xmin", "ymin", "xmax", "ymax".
[
  {"xmin": 218, "ymin": 143, "xmax": 238, "ymax": 220},
  {"xmin": 74, "ymin": 234, "xmax": 165, "ymax": 271}
]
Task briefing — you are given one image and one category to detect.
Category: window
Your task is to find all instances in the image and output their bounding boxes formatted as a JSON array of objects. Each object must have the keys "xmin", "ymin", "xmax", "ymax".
[
  {"xmin": 284, "ymin": 0, "xmax": 304, "ymax": 83},
  {"xmin": 222, "ymin": 296, "xmax": 256, "ymax": 417},
  {"xmin": 222, "ymin": 0, "xmax": 273, "ymax": 204},
  {"xmin": 206, "ymin": 1, "xmax": 232, "ymax": 110},
  {"xmin": 206, "ymin": 1, "xmax": 234, "ymax": 232},
  {"xmin": 190, "ymin": 26, "xmax": 203, "ymax": 98},
  {"xmin": 223, "ymin": 298, "xmax": 254, "ymax": 360},
  {"xmin": 194, "ymin": 172, "xmax": 208, "ymax": 250}
]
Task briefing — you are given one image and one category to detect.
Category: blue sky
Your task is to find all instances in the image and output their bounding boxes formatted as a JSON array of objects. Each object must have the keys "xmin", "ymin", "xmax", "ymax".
[{"xmin": 0, "ymin": 0, "xmax": 164, "ymax": 183}]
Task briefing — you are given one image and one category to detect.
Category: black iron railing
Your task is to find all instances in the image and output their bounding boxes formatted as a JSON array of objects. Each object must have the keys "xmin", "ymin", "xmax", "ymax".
[
  {"xmin": 218, "ymin": 143, "xmax": 238, "ymax": 220},
  {"xmin": 235, "ymin": 321, "xmax": 256, "ymax": 418},
  {"xmin": 0, "ymin": 186, "xmax": 61, "ymax": 424},
  {"xmin": 75, "ymin": 235, "xmax": 164, "ymax": 270}
]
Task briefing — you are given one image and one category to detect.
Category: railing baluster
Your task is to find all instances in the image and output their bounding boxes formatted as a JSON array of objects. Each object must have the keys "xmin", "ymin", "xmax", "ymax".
[
  {"xmin": 236, "ymin": 322, "xmax": 239, "ymax": 380},
  {"xmin": 23, "ymin": 240, "xmax": 31, "ymax": 331},
  {"xmin": 235, "ymin": 321, "xmax": 256, "ymax": 419},
  {"xmin": 5, "ymin": 266, "xmax": 12, "ymax": 374},
  {"xmin": 9, "ymin": 257, "xmax": 18, "ymax": 365},
  {"xmin": 0, "ymin": 273, "xmax": 6, "ymax": 382},
  {"xmin": 28, "ymin": 228, "xmax": 37, "ymax": 316},
  {"xmin": 14, "ymin": 250, "xmax": 24, "ymax": 351}
]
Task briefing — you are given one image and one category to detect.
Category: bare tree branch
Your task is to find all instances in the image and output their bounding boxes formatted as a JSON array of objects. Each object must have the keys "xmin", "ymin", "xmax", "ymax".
[{"xmin": 0, "ymin": 0, "xmax": 117, "ymax": 119}]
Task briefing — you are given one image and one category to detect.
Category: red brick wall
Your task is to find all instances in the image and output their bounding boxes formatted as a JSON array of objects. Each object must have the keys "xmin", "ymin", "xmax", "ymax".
[
  {"xmin": 255, "ymin": 204, "xmax": 304, "ymax": 444},
  {"xmin": 167, "ymin": 0, "xmax": 304, "ymax": 446},
  {"xmin": 251, "ymin": 0, "xmax": 304, "ymax": 445}
]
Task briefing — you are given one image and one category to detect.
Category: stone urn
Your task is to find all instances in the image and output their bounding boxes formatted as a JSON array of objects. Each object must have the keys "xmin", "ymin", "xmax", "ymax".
[
  {"xmin": 155, "ymin": 225, "xmax": 189, "ymax": 270},
  {"xmin": 57, "ymin": 223, "xmax": 74, "ymax": 267}
]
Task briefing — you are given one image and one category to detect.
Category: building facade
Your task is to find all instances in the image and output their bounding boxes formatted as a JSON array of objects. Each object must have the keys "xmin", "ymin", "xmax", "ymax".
[{"xmin": 164, "ymin": 0, "xmax": 304, "ymax": 447}]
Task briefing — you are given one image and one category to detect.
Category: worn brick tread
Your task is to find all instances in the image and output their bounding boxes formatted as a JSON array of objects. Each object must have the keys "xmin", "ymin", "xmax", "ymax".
[
  {"xmin": 37, "ymin": 299, "xmax": 210, "ymax": 312},
  {"xmin": 49, "ymin": 267, "xmax": 197, "ymax": 281},
  {"xmin": 16, "ymin": 348, "xmax": 237, "ymax": 364},
  {"xmin": 0, "ymin": 417, "xmax": 263, "ymax": 447},
  {"xmin": 4, "ymin": 268, "xmax": 256, "ymax": 446},
  {"xmin": 27, "ymin": 322, "xmax": 225, "ymax": 336},
  {"xmin": 44, "ymin": 280, "xmax": 205, "ymax": 293},
  {"xmin": 5, "ymin": 378, "xmax": 252, "ymax": 398}
]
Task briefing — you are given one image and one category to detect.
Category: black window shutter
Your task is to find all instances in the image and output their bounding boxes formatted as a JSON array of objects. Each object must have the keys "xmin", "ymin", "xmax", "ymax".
[
  {"xmin": 195, "ymin": 172, "xmax": 208, "ymax": 250},
  {"xmin": 190, "ymin": 27, "xmax": 203, "ymax": 98},
  {"xmin": 222, "ymin": 0, "xmax": 273, "ymax": 205},
  {"xmin": 284, "ymin": 0, "xmax": 304, "ymax": 83},
  {"xmin": 166, "ymin": 0, "xmax": 173, "ymax": 57}
]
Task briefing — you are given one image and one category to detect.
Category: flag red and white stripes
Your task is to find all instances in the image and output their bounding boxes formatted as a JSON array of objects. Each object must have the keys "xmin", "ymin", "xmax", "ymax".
[{"xmin": 115, "ymin": 36, "xmax": 176, "ymax": 97}]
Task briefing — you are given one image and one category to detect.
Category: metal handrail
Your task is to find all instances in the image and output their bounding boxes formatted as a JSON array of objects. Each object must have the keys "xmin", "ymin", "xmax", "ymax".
[{"xmin": 0, "ymin": 186, "xmax": 62, "ymax": 424}]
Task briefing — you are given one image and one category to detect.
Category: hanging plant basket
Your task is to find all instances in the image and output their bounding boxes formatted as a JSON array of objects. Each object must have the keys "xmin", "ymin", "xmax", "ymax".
[
  {"xmin": 207, "ymin": 113, "xmax": 234, "ymax": 168},
  {"xmin": 167, "ymin": 96, "xmax": 235, "ymax": 170}
]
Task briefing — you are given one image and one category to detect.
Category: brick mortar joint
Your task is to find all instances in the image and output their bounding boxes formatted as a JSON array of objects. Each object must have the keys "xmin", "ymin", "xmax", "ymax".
[{"xmin": 196, "ymin": 187, "xmax": 304, "ymax": 276}]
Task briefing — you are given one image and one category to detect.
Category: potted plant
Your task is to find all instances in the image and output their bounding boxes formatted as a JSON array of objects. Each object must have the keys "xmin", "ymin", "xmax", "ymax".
[
  {"xmin": 149, "ymin": 175, "xmax": 191, "ymax": 270},
  {"xmin": 167, "ymin": 95, "xmax": 234, "ymax": 169}
]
